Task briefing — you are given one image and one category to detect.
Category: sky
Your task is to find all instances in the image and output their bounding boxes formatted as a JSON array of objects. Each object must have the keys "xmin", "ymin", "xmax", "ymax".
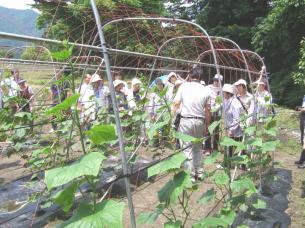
[{"xmin": 0, "ymin": 0, "xmax": 35, "ymax": 10}]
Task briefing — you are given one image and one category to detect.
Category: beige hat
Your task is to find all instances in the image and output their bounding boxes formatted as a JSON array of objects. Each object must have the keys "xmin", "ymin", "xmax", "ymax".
[
  {"xmin": 222, "ymin": 84, "xmax": 234, "ymax": 94},
  {"xmin": 131, "ymin": 78, "xmax": 142, "ymax": 87},
  {"xmin": 90, "ymin": 74, "xmax": 102, "ymax": 83},
  {"xmin": 113, "ymin": 79, "xmax": 125, "ymax": 88},
  {"xmin": 234, "ymin": 79, "xmax": 247, "ymax": 86}
]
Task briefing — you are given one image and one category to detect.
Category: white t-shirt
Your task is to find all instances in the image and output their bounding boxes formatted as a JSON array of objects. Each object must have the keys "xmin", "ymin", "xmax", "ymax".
[{"xmin": 174, "ymin": 81, "xmax": 210, "ymax": 118}]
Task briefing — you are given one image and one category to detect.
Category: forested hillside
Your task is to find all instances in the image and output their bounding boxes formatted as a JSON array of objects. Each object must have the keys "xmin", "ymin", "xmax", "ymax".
[{"xmin": 0, "ymin": 6, "xmax": 41, "ymax": 47}]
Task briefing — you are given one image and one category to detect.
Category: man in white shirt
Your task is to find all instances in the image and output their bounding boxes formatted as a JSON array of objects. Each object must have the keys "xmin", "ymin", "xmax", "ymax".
[{"xmin": 172, "ymin": 67, "xmax": 211, "ymax": 181}]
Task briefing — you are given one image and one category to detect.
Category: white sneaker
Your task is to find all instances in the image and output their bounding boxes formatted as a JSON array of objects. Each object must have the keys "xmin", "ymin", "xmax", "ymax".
[{"xmin": 48, "ymin": 129, "xmax": 55, "ymax": 133}]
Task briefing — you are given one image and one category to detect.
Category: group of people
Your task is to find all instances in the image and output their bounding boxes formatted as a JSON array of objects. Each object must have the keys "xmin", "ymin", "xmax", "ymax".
[
  {"xmin": 0, "ymin": 68, "xmax": 34, "ymax": 113},
  {"xmin": 171, "ymin": 67, "xmax": 272, "ymax": 180},
  {"xmin": 0, "ymin": 66, "xmax": 274, "ymax": 180}
]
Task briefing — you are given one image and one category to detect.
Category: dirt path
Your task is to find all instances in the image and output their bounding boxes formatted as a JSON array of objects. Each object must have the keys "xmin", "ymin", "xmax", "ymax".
[{"xmin": 276, "ymin": 128, "xmax": 305, "ymax": 227}]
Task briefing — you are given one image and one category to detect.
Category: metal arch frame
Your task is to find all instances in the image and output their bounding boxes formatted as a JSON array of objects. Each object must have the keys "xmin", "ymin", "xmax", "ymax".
[
  {"xmin": 0, "ymin": 57, "xmax": 189, "ymax": 73},
  {"xmin": 100, "ymin": 17, "xmax": 225, "ymax": 106},
  {"xmin": 196, "ymin": 48, "xmax": 270, "ymax": 92},
  {"xmin": 0, "ymin": 32, "xmax": 263, "ymax": 75},
  {"xmin": 150, "ymin": 35, "xmax": 254, "ymax": 87}
]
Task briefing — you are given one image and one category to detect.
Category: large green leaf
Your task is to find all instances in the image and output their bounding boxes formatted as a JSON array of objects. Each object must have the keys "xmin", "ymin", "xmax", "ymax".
[
  {"xmin": 147, "ymin": 117, "xmax": 170, "ymax": 139},
  {"xmin": 52, "ymin": 182, "xmax": 78, "ymax": 212},
  {"xmin": 264, "ymin": 127, "xmax": 278, "ymax": 136},
  {"xmin": 45, "ymin": 94, "xmax": 80, "ymax": 116},
  {"xmin": 193, "ymin": 216, "xmax": 228, "ymax": 228},
  {"xmin": 164, "ymin": 220, "xmax": 182, "ymax": 228},
  {"xmin": 45, "ymin": 152, "xmax": 105, "ymax": 190},
  {"xmin": 220, "ymin": 137, "xmax": 245, "ymax": 153},
  {"xmin": 198, "ymin": 188, "xmax": 216, "ymax": 204},
  {"xmin": 219, "ymin": 209, "xmax": 236, "ymax": 226},
  {"xmin": 251, "ymin": 138, "xmax": 263, "ymax": 147},
  {"xmin": 203, "ymin": 152, "xmax": 220, "ymax": 165},
  {"xmin": 158, "ymin": 171, "xmax": 192, "ymax": 204},
  {"xmin": 173, "ymin": 131, "xmax": 198, "ymax": 143},
  {"xmin": 85, "ymin": 125, "xmax": 117, "ymax": 145},
  {"xmin": 262, "ymin": 140, "xmax": 279, "ymax": 153},
  {"xmin": 230, "ymin": 178, "xmax": 257, "ymax": 195},
  {"xmin": 253, "ymin": 198, "xmax": 266, "ymax": 209},
  {"xmin": 245, "ymin": 126, "xmax": 256, "ymax": 135},
  {"xmin": 51, "ymin": 47, "xmax": 73, "ymax": 61},
  {"xmin": 60, "ymin": 200, "xmax": 125, "ymax": 228},
  {"xmin": 148, "ymin": 153, "xmax": 186, "ymax": 178},
  {"xmin": 212, "ymin": 170, "xmax": 230, "ymax": 186},
  {"xmin": 137, "ymin": 204, "xmax": 164, "ymax": 224},
  {"xmin": 208, "ymin": 120, "xmax": 221, "ymax": 135}
]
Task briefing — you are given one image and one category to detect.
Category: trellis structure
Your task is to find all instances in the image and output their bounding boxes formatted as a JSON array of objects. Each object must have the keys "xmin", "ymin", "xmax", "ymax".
[{"xmin": 0, "ymin": 1, "xmax": 272, "ymax": 227}]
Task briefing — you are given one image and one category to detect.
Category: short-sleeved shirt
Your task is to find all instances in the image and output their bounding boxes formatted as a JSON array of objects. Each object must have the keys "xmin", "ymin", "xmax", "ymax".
[
  {"xmin": 95, "ymin": 84, "xmax": 110, "ymax": 111},
  {"xmin": 224, "ymin": 96, "xmax": 243, "ymax": 137},
  {"xmin": 174, "ymin": 81, "xmax": 210, "ymax": 118}
]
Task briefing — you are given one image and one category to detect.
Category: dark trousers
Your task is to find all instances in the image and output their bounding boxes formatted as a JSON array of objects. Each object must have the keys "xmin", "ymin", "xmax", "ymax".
[
  {"xmin": 205, "ymin": 113, "xmax": 220, "ymax": 151},
  {"xmin": 300, "ymin": 113, "xmax": 305, "ymax": 146}
]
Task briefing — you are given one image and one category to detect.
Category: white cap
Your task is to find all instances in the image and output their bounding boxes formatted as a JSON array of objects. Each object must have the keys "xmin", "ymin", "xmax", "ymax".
[
  {"xmin": 131, "ymin": 78, "xmax": 142, "ymax": 87},
  {"xmin": 90, "ymin": 74, "xmax": 102, "ymax": 83},
  {"xmin": 222, "ymin": 84, "xmax": 234, "ymax": 94},
  {"xmin": 175, "ymin": 80, "xmax": 183, "ymax": 86},
  {"xmin": 234, "ymin": 79, "xmax": 247, "ymax": 86},
  {"xmin": 113, "ymin": 79, "xmax": 125, "ymax": 88},
  {"xmin": 200, "ymin": 80, "xmax": 206, "ymax": 85},
  {"xmin": 168, "ymin": 72, "xmax": 177, "ymax": 80},
  {"xmin": 213, "ymin": 74, "xmax": 223, "ymax": 81}
]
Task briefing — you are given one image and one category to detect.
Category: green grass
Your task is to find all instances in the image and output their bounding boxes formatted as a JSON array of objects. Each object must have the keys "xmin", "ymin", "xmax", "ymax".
[{"xmin": 275, "ymin": 106, "xmax": 300, "ymax": 131}]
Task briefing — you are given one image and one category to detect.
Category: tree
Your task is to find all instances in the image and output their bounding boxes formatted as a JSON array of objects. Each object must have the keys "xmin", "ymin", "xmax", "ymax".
[
  {"xmin": 33, "ymin": 0, "xmax": 165, "ymax": 44},
  {"xmin": 195, "ymin": 0, "xmax": 271, "ymax": 49},
  {"xmin": 292, "ymin": 39, "xmax": 305, "ymax": 86},
  {"xmin": 21, "ymin": 46, "xmax": 51, "ymax": 61},
  {"xmin": 252, "ymin": 0, "xmax": 305, "ymax": 107},
  {"xmin": 165, "ymin": 0, "xmax": 208, "ymax": 21}
]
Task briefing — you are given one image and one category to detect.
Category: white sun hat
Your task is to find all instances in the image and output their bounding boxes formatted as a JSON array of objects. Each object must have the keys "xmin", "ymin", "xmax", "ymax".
[
  {"xmin": 213, "ymin": 74, "xmax": 223, "ymax": 81},
  {"xmin": 90, "ymin": 74, "xmax": 102, "ymax": 83},
  {"xmin": 234, "ymin": 79, "xmax": 247, "ymax": 86},
  {"xmin": 168, "ymin": 72, "xmax": 177, "ymax": 80},
  {"xmin": 222, "ymin": 84, "xmax": 234, "ymax": 94},
  {"xmin": 113, "ymin": 79, "xmax": 125, "ymax": 88},
  {"xmin": 131, "ymin": 78, "xmax": 142, "ymax": 87}
]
